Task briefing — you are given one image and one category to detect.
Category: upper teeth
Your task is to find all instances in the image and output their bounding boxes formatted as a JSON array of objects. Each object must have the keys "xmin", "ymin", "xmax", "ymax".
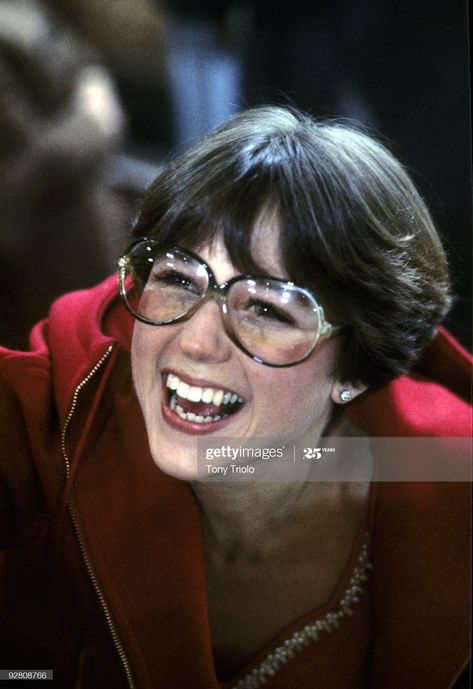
[{"xmin": 166, "ymin": 373, "xmax": 243, "ymax": 406}]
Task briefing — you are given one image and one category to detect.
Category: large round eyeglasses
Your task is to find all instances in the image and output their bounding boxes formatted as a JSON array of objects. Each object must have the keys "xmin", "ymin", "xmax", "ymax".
[{"xmin": 118, "ymin": 238, "xmax": 342, "ymax": 367}]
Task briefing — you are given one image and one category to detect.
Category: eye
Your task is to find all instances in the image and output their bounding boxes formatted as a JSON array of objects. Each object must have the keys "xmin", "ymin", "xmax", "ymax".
[
  {"xmin": 151, "ymin": 269, "xmax": 199, "ymax": 293},
  {"xmin": 247, "ymin": 300, "xmax": 295, "ymax": 325}
]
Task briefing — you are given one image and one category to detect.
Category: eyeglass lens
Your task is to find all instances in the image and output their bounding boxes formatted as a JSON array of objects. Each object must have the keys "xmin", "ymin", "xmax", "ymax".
[{"xmin": 121, "ymin": 243, "xmax": 322, "ymax": 365}]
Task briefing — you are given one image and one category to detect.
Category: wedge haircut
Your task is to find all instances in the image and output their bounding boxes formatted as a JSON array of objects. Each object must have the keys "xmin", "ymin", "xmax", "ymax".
[{"xmin": 132, "ymin": 106, "xmax": 451, "ymax": 386}]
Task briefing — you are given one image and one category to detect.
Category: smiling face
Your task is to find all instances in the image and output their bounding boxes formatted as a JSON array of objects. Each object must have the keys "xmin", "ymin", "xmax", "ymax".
[{"xmin": 131, "ymin": 226, "xmax": 342, "ymax": 480}]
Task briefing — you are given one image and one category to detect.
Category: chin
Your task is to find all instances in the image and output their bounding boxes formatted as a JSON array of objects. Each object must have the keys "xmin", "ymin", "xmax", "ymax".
[{"xmin": 148, "ymin": 437, "xmax": 202, "ymax": 481}]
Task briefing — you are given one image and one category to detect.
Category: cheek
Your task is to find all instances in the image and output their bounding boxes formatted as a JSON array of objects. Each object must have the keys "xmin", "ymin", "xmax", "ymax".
[
  {"xmin": 252, "ymin": 372, "xmax": 325, "ymax": 422},
  {"xmin": 131, "ymin": 324, "xmax": 167, "ymax": 400},
  {"xmin": 131, "ymin": 325, "xmax": 150, "ymax": 390},
  {"xmin": 252, "ymin": 343, "xmax": 338, "ymax": 431},
  {"xmin": 131, "ymin": 322, "xmax": 175, "ymax": 370}
]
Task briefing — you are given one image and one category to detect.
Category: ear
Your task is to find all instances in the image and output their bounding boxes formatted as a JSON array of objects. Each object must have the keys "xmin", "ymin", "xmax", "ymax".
[{"xmin": 331, "ymin": 381, "xmax": 368, "ymax": 405}]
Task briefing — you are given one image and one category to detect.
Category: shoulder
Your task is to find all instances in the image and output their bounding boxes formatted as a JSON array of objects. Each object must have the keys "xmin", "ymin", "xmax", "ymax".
[
  {"xmin": 1, "ymin": 274, "xmax": 121, "ymax": 412},
  {"xmin": 0, "ymin": 275, "xmax": 131, "ymax": 545},
  {"xmin": 2, "ymin": 274, "xmax": 132, "ymax": 409},
  {"xmin": 369, "ymin": 478, "xmax": 471, "ymax": 689},
  {"xmin": 0, "ymin": 347, "xmax": 53, "ymax": 444},
  {"xmin": 0, "ymin": 347, "xmax": 58, "ymax": 546},
  {"xmin": 349, "ymin": 328, "xmax": 472, "ymax": 437}
]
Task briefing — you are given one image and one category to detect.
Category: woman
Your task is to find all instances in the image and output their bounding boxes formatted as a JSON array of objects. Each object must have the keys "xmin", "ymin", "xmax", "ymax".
[{"xmin": 0, "ymin": 106, "xmax": 470, "ymax": 688}]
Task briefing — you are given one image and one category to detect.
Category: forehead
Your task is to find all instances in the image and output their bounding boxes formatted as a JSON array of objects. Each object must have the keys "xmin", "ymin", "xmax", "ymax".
[
  {"xmin": 250, "ymin": 207, "xmax": 284, "ymax": 272},
  {"xmin": 197, "ymin": 207, "xmax": 286, "ymax": 281}
]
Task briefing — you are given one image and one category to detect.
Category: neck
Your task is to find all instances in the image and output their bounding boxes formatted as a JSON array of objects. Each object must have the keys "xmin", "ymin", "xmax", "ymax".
[
  {"xmin": 192, "ymin": 480, "xmax": 311, "ymax": 552},
  {"xmin": 190, "ymin": 411, "xmax": 370, "ymax": 561}
]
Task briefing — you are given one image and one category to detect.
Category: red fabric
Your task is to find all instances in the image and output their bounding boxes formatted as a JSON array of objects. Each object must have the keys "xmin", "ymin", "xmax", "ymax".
[{"xmin": 1, "ymin": 275, "xmax": 471, "ymax": 688}]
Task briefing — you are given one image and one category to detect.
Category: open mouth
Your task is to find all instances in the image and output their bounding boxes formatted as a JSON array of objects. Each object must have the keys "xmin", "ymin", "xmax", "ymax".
[{"xmin": 164, "ymin": 372, "xmax": 244, "ymax": 425}]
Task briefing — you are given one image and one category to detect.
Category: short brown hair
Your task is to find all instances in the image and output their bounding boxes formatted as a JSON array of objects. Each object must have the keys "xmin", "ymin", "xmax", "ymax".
[{"xmin": 132, "ymin": 106, "xmax": 451, "ymax": 386}]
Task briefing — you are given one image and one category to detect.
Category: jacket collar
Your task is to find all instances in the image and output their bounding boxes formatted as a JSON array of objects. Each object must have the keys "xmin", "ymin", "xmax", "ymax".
[{"xmin": 33, "ymin": 275, "xmax": 128, "ymax": 425}]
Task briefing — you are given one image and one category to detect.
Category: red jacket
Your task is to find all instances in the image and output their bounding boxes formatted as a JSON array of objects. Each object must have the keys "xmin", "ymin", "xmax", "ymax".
[{"xmin": 0, "ymin": 276, "xmax": 471, "ymax": 688}]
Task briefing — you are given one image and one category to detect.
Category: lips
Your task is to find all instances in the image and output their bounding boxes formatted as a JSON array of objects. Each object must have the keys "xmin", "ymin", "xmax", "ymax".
[{"xmin": 162, "ymin": 371, "xmax": 245, "ymax": 430}]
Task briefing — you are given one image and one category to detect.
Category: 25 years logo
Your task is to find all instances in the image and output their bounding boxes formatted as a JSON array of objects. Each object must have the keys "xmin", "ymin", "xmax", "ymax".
[
  {"xmin": 303, "ymin": 447, "xmax": 336, "ymax": 460},
  {"xmin": 303, "ymin": 448, "xmax": 322, "ymax": 460}
]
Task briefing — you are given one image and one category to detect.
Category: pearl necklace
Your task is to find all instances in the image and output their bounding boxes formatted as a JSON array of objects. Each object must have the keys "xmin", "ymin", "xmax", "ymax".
[{"xmin": 230, "ymin": 532, "xmax": 372, "ymax": 689}]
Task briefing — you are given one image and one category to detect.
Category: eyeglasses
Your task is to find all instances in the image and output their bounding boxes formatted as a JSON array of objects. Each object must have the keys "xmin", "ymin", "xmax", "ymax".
[{"xmin": 118, "ymin": 238, "xmax": 342, "ymax": 367}]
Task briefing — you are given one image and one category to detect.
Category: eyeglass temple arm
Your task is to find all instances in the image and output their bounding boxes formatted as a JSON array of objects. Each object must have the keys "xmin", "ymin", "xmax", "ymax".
[{"xmin": 320, "ymin": 322, "xmax": 344, "ymax": 338}]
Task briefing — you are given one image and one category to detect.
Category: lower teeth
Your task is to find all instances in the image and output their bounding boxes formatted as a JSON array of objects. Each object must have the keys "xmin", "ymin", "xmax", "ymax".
[{"xmin": 170, "ymin": 394, "xmax": 227, "ymax": 424}]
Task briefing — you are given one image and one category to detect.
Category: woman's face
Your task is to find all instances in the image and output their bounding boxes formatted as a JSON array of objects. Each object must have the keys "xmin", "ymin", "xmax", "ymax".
[{"xmin": 131, "ymin": 229, "xmax": 341, "ymax": 480}]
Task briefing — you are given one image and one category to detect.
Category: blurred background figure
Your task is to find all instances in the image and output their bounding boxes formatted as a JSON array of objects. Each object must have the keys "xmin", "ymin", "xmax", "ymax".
[
  {"xmin": 1, "ymin": 0, "xmax": 471, "ymax": 350},
  {"xmin": 0, "ymin": 0, "xmax": 130, "ymax": 349},
  {"xmin": 48, "ymin": 0, "xmax": 171, "ymax": 160}
]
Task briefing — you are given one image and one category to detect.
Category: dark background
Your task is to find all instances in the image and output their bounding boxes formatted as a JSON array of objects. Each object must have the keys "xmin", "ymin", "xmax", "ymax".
[{"xmin": 1, "ymin": 0, "xmax": 471, "ymax": 350}]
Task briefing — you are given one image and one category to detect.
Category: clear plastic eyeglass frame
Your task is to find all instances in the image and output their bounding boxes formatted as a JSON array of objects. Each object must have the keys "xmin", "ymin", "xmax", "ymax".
[{"xmin": 118, "ymin": 238, "xmax": 343, "ymax": 368}]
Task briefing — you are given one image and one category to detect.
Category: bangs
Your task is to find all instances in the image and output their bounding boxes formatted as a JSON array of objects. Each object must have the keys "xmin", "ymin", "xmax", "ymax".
[
  {"xmin": 131, "ymin": 117, "xmax": 366, "ymax": 316},
  {"xmin": 131, "ymin": 115, "xmax": 337, "ymax": 288},
  {"xmin": 132, "ymin": 138, "xmax": 304, "ymax": 278}
]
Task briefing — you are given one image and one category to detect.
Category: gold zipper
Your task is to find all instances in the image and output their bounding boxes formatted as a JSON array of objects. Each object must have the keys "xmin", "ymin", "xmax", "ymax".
[
  {"xmin": 61, "ymin": 346, "xmax": 115, "ymax": 473},
  {"xmin": 61, "ymin": 345, "xmax": 136, "ymax": 689}
]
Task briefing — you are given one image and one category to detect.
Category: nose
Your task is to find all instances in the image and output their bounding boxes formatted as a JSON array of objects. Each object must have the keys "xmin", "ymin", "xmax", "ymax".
[{"xmin": 176, "ymin": 299, "xmax": 233, "ymax": 364}]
